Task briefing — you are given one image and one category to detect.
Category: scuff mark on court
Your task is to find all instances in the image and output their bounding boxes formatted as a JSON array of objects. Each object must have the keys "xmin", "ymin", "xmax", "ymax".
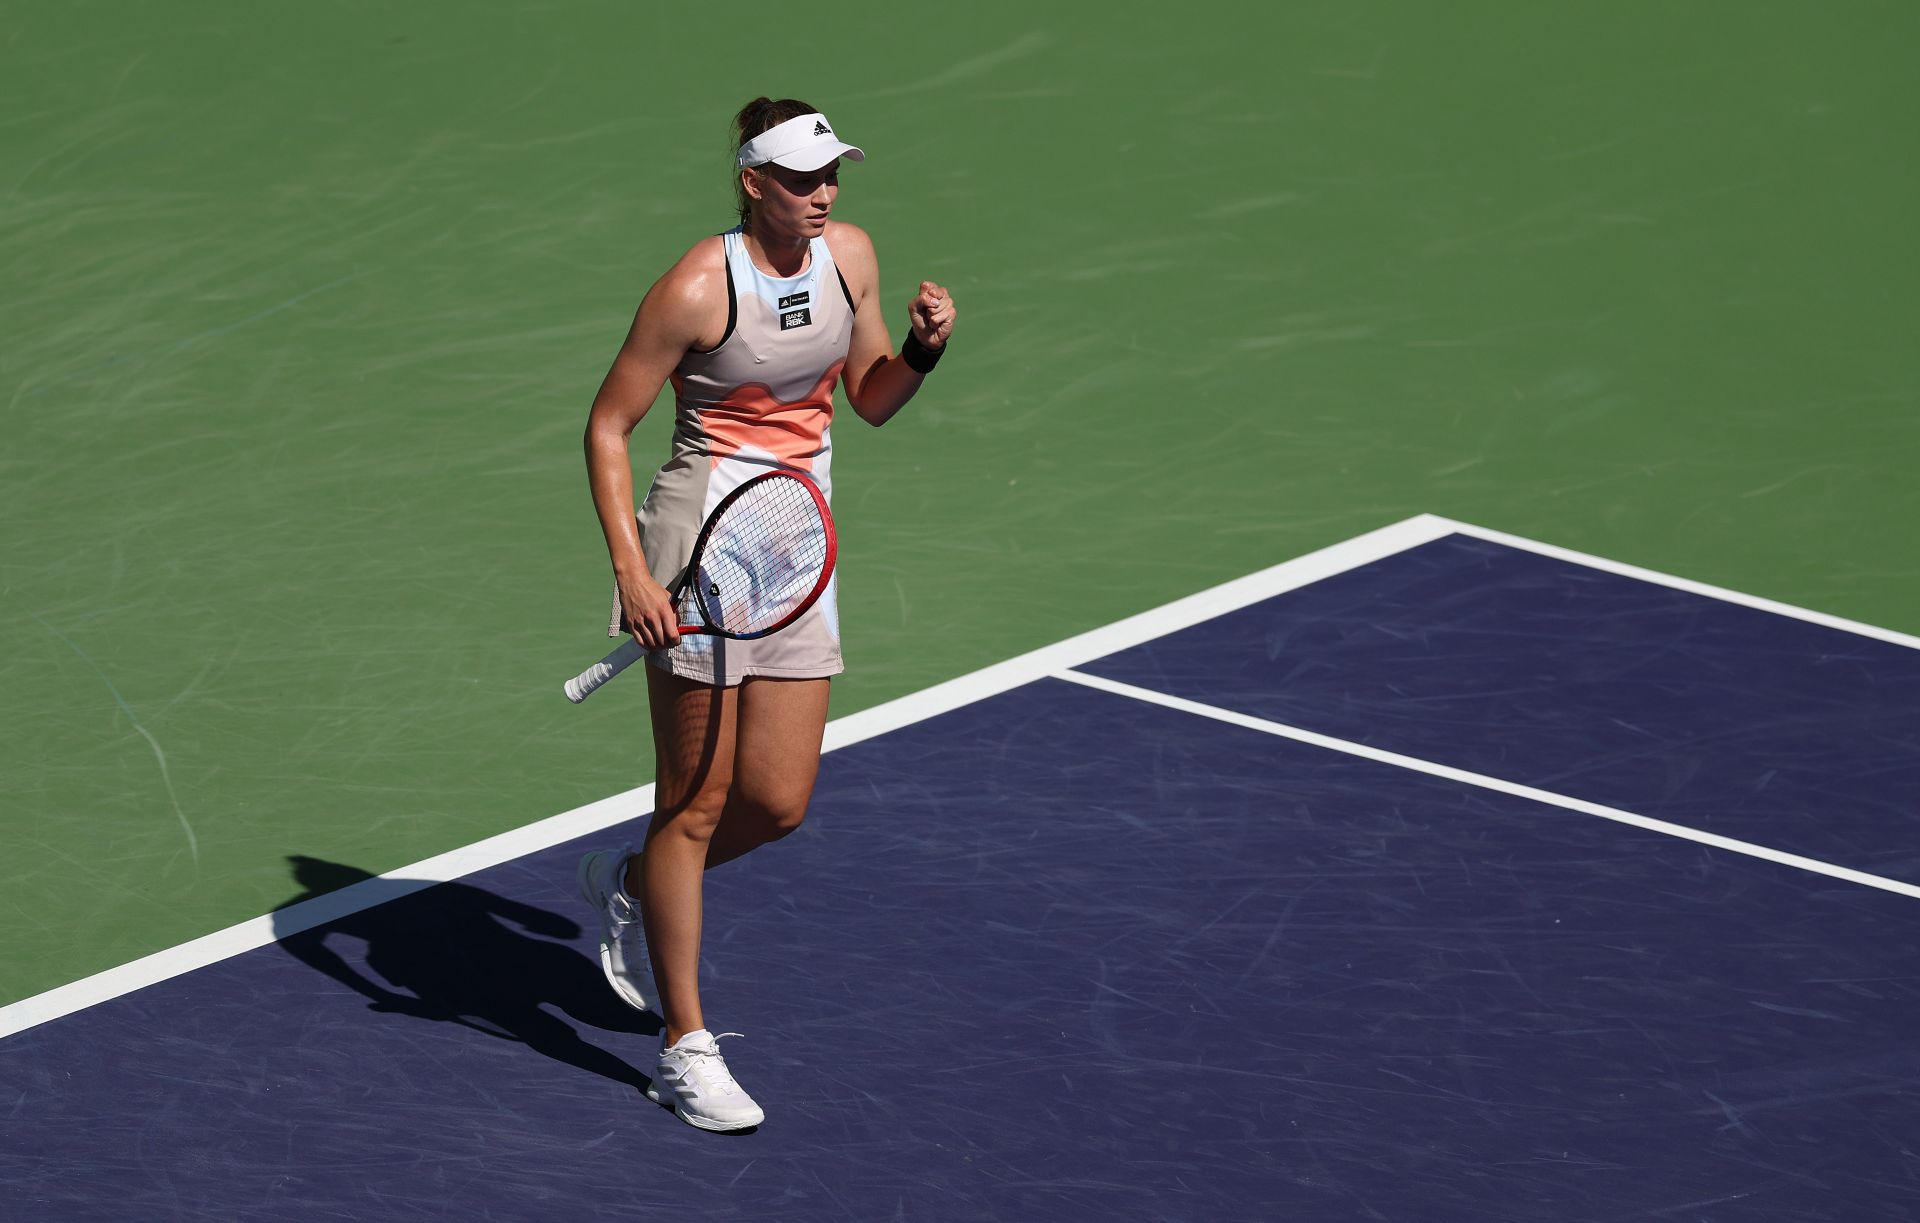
[{"xmin": 27, "ymin": 610, "xmax": 199, "ymax": 865}]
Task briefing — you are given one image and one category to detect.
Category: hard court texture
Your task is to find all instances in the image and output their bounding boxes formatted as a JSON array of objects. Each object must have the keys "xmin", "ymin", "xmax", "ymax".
[
  {"xmin": 4, "ymin": 1, "xmax": 1919, "ymax": 1005},
  {"xmin": 5, "ymin": 536, "xmax": 1917, "ymax": 1219}
]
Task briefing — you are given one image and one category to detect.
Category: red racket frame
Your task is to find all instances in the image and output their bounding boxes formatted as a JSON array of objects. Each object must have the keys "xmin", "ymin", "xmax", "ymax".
[{"xmin": 674, "ymin": 469, "xmax": 837, "ymax": 640}]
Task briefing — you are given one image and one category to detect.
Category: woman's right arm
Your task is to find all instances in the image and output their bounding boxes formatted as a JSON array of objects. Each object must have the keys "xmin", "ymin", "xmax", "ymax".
[{"xmin": 584, "ymin": 243, "xmax": 726, "ymax": 650}]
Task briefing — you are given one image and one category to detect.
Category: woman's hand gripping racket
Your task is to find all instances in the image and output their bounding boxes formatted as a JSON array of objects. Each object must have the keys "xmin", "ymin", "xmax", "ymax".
[{"xmin": 564, "ymin": 470, "xmax": 836, "ymax": 703}]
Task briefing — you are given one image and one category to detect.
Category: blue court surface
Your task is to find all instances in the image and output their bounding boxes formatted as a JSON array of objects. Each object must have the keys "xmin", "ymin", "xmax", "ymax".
[{"xmin": 5, "ymin": 519, "xmax": 1919, "ymax": 1221}]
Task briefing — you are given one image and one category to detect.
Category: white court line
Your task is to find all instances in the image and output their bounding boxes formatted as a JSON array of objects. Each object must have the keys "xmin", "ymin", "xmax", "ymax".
[
  {"xmin": 0, "ymin": 515, "xmax": 1453, "ymax": 1041},
  {"xmin": 1055, "ymin": 669, "xmax": 1920, "ymax": 902},
  {"xmin": 1434, "ymin": 515, "xmax": 1920, "ymax": 652},
  {"xmin": 0, "ymin": 785, "xmax": 659, "ymax": 1043},
  {"xmin": 820, "ymin": 515, "xmax": 1458, "ymax": 754},
  {"xmin": 5, "ymin": 511, "xmax": 1913, "ymax": 1040}
]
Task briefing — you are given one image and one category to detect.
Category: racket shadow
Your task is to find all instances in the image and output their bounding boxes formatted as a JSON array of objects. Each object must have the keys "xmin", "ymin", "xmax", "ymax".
[{"xmin": 271, "ymin": 856, "xmax": 662, "ymax": 1095}]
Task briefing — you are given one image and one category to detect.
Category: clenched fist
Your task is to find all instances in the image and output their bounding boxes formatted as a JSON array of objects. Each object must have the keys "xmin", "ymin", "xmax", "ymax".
[{"xmin": 907, "ymin": 281, "xmax": 956, "ymax": 351}]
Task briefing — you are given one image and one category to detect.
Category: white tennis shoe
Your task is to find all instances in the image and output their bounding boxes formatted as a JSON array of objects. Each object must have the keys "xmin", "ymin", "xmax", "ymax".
[
  {"xmin": 577, "ymin": 847, "xmax": 655, "ymax": 1014},
  {"xmin": 648, "ymin": 1029, "xmax": 766, "ymax": 1132}
]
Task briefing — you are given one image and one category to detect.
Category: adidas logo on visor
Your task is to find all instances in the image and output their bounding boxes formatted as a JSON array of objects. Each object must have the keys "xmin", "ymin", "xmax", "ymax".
[{"xmin": 813, "ymin": 120, "xmax": 830, "ymax": 136}]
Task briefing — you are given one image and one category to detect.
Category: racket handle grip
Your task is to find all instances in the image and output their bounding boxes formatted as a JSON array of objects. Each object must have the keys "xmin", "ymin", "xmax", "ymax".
[{"xmin": 563, "ymin": 638, "xmax": 648, "ymax": 704}]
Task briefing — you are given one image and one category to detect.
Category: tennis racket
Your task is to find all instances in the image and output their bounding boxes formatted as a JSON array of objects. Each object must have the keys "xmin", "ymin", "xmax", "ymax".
[{"xmin": 564, "ymin": 470, "xmax": 836, "ymax": 703}]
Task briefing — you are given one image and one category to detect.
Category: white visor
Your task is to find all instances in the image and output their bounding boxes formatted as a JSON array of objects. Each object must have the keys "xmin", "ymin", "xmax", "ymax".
[{"xmin": 736, "ymin": 112, "xmax": 865, "ymax": 172}]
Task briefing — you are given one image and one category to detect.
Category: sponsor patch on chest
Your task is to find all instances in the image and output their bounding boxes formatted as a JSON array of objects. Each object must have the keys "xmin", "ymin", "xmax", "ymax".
[
  {"xmin": 777, "ymin": 291, "xmax": 810, "ymax": 310},
  {"xmin": 780, "ymin": 307, "xmax": 813, "ymax": 330}
]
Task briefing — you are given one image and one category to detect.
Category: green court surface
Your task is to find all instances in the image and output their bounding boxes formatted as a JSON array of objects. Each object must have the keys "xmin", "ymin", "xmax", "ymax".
[{"xmin": 4, "ymin": 2, "xmax": 1916, "ymax": 1008}]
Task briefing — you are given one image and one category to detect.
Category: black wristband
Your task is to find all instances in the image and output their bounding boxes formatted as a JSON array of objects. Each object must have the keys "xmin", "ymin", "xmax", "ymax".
[{"xmin": 901, "ymin": 332, "xmax": 944, "ymax": 374}]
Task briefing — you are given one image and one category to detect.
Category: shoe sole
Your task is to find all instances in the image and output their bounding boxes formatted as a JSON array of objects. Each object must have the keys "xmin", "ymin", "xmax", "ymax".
[
  {"xmin": 646, "ymin": 1083, "xmax": 763, "ymax": 1132},
  {"xmin": 577, "ymin": 851, "xmax": 656, "ymax": 1014}
]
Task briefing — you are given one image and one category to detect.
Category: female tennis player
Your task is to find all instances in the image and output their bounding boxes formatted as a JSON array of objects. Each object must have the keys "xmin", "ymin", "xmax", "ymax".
[{"xmin": 577, "ymin": 98, "xmax": 955, "ymax": 1132}]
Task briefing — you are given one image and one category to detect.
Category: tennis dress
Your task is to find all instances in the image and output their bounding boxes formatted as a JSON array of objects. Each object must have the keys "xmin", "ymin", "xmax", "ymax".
[{"xmin": 608, "ymin": 226, "xmax": 851, "ymax": 686}]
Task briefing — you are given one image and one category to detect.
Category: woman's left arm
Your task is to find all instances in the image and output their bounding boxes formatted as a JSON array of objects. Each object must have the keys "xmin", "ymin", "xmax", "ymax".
[{"xmin": 831, "ymin": 223, "xmax": 956, "ymax": 426}]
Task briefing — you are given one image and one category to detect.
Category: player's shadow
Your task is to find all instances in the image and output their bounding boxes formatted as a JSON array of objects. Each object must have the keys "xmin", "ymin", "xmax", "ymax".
[{"xmin": 271, "ymin": 855, "xmax": 660, "ymax": 1094}]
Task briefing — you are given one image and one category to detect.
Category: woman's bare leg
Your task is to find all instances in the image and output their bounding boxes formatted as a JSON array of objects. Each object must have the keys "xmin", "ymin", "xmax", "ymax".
[
  {"xmin": 636, "ymin": 667, "xmax": 737, "ymax": 1046},
  {"xmin": 628, "ymin": 671, "xmax": 830, "ymax": 1046},
  {"xmin": 705, "ymin": 677, "xmax": 830, "ymax": 869}
]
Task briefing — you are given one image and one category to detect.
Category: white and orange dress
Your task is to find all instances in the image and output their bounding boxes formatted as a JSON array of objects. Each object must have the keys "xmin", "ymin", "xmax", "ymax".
[{"xmin": 609, "ymin": 226, "xmax": 852, "ymax": 686}]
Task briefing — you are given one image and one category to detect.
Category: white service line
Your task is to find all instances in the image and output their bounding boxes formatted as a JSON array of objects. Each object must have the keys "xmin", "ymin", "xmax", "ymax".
[{"xmin": 1054, "ymin": 668, "xmax": 1920, "ymax": 902}]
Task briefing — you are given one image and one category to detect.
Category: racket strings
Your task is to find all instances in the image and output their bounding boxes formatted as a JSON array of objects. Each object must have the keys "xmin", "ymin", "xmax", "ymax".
[{"xmin": 694, "ymin": 477, "xmax": 830, "ymax": 635}]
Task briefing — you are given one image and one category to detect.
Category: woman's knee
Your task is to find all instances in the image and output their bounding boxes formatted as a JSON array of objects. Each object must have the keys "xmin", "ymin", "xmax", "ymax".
[
  {"xmin": 653, "ymin": 788, "xmax": 730, "ymax": 843},
  {"xmin": 765, "ymin": 796, "xmax": 808, "ymax": 839},
  {"xmin": 731, "ymin": 790, "xmax": 810, "ymax": 840}
]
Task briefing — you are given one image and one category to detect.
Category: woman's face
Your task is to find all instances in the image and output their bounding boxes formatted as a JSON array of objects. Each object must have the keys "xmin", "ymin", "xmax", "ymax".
[{"xmin": 746, "ymin": 160, "xmax": 840, "ymax": 239}]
